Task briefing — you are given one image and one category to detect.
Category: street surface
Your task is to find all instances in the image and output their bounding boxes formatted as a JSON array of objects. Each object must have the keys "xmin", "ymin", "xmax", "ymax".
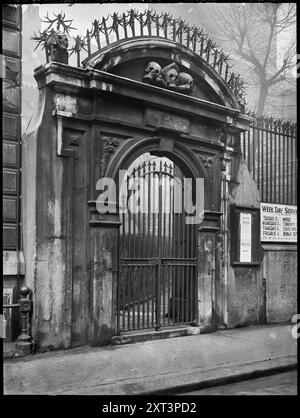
[
  {"xmin": 4, "ymin": 325, "xmax": 296, "ymax": 395},
  {"xmin": 180, "ymin": 371, "xmax": 297, "ymax": 395}
]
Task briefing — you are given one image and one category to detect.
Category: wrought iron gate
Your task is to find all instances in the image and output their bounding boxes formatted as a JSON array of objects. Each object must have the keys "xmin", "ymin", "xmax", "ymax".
[{"xmin": 118, "ymin": 157, "xmax": 197, "ymax": 333}]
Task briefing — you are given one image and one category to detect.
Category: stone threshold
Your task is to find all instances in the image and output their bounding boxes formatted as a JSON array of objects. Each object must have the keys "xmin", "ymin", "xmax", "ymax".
[{"xmin": 111, "ymin": 326, "xmax": 201, "ymax": 345}]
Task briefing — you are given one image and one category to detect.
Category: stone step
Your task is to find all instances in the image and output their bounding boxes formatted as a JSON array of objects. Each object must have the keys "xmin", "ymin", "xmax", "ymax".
[{"xmin": 111, "ymin": 326, "xmax": 200, "ymax": 345}]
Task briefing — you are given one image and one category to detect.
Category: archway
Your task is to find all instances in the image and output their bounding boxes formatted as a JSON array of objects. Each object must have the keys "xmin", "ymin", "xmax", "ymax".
[{"xmin": 117, "ymin": 151, "xmax": 199, "ymax": 333}]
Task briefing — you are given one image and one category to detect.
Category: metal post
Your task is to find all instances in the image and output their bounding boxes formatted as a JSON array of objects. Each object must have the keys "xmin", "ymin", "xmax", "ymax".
[{"xmin": 16, "ymin": 286, "xmax": 32, "ymax": 355}]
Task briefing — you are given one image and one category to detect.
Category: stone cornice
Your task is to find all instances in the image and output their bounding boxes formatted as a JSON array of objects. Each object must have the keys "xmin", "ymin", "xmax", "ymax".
[{"xmin": 34, "ymin": 62, "xmax": 251, "ymax": 130}]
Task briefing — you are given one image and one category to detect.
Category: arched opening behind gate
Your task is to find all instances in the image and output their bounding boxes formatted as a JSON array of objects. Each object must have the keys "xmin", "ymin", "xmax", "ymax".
[{"xmin": 118, "ymin": 152, "xmax": 198, "ymax": 333}]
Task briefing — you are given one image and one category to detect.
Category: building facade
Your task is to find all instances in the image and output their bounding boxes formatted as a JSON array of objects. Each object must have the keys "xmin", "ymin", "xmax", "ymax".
[
  {"xmin": 3, "ymin": 4, "xmax": 24, "ymax": 341},
  {"xmin": 2, "ymin": 6, "xmax": 297, "ymax": 352}
]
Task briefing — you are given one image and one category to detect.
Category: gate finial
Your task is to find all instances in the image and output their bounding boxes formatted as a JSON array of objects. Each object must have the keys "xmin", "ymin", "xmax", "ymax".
[{"xmin": 32, "ymin": 12, "xmax": 76, "ymax": 64}]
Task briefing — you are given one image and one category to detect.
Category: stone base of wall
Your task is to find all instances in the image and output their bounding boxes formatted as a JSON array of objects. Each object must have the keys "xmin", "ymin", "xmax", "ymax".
[{"xmin": 263, "ymin": 244, "xmax": 297, "ymax": 323}]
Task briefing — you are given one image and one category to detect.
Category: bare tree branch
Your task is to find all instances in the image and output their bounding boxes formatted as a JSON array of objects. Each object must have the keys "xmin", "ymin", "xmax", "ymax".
[{"xmin": 211, "ymin": 2, "xmax": 296, "ymax": 115}]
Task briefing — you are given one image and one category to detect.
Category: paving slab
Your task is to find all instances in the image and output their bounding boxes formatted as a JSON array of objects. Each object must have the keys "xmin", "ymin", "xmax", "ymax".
[{"xmin": 4, "ymin": 324, "xmax": 297, "ymax": 395}]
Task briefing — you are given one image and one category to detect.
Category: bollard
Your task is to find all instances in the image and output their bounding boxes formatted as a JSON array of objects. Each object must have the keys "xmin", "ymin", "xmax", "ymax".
[{"xmin": 16, "ymin": 286, "xmax": 32, "ymax": 355}]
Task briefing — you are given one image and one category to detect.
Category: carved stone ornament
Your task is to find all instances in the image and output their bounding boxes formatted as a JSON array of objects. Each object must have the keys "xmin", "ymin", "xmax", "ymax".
[
  {"xmin": 200, "ymin": 155, "xmax": 215, "ymax": 176},
  {"xmin": 46, "ymin": 30, "xmax": 69, "ymax": 64},
  {"xmin": 142, "ymin": 61, "xmax": 194, "ymax": 95},
  {"xmin": 100, "ymin": 136, "xmax": 120, "ymax": 177}
]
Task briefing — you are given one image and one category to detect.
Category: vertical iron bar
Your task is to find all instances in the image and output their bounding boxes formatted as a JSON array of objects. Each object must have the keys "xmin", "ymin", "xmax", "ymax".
[
  {"xmin": 156, "ymin": 161, "xmax": 162, "ymax": 330},
  {"xmin": 172, "ymin": 264, "xmax": 175, "ymax": 325},
  {"xmin": 142, "ymin": 265, "xmax": 145, "ymax": 329},
  {"xmin": 146, "ymin": 264, "xmax": 149, "ymax": 328},
  {"xmin": 93, "ymin": 21, "xmax": 101, "ymax": 50},
  {"xmin": 137, "ymin": 165, "xmax": 141, "ymax": 259},
  {"xmin": 122, "ymin": 265, "xmax": 126, "ymax": 331},
  {"xmin": 172, "ymin": 19, "xmax": 176, "ymax": 41},
  {"xmin": 132, "ymin": 265, "xmax": 136, "ymax": 330},
  {"xmin": 117, "ymin": 264, "xmax": 120, "ymax": 334},
  {"xmin": 167, "ymin": 168, "xmax": 172, "ymax": 324},
  {"xmin": 283, "ymin": 131, "xmax": 286, "ymax": 203},
  {"xmin": 179, "ymin": 23, "xmax": 183, "ymax": 44},
  {"xmin": 142, "ymin": 164, "xmax": 146, "ymax": 328},
  {"xmin": 186, "ymin": 222, "xmax": 190, "ymax": 323},
  {"xmin": 167, "ymin": 263, "xmax": 170, "ymax": 325},
  {"xmin": 139, "ymin": 13, "xmax": 143, "ymax": 36},
  {"xmin": 142, "ymin": 163, "xmax": 146, "ymax": 258},
  {"xmin": 266, "ymin": 129, "xmax": 269, "ymax": 202},
  {"xmin": 182, "ymin": 199, "xmax": 185, "ymax": 323},
  {"xmin": 190, "ymin": 226, "xmax": 194, "ymax": 322},
  {"xmin": 155, "ymin": 15, "xmax": 159, "ymax": 37},
  {"xmin": 121, "ymin": 209, "xmax": 126, "ymax": 331},
  {"xmin": 291, "ymin": 136, "xmax": 294, "ymax": 204},
  {"xmin": 86, "ymin": 30, "xmax": 91, "ymax": 56},
  {"xmin": 186, "ymin": 27, "xmax": 190, "ymax": 49},
  {"xmin": 252, "ymin": 128, "xmax": 256, "ymax": 182},
  {"xmin": 137, "ymin": 266, "xmax": 140, "ymax": 328},
  {"xmin": 113, "ymin": 13, "xmax": 120, "ymax": 41},
  {"xmin": 127, "ymin": 175, "xmax": 131, "ymax": 258},
  {"xmin": 162, "ymin": 168, "xmax": 167, "ymax": 323},
  {"xmin": 172, "ymin": 174, "xmax": 176, "ymax": 325},
  {"xmin": 274, "ymin": 127, "xmax": 277, "ymax": 202},
  {"xmin": 287, "ymin": 135, "xmax": 290, "ymax": 204},
  {"xmin": 127, "ymin": 266, "xmax": 130, "ymax": 330},
  {"xmin": 257, "ymin": 127, "xmax": 260, "ymax": 192},
  {"xmin": 270, "ymin": 129, "xmax": 273, "ymax": 202},
  {"xmin": 152, "ymin": 162, "xmax": 156, "ymax": 260},
  {"xmin": 152, "ymin": 265, "xmax": 155, "ymax": 328},
  {"xmin": 102, "ymin": 17, "xmax": 110, "ymax": 45},
  {"xmin": 123, "ymin": 13, "xmax": 128, "ymax": 39},
  {"xmin": 147, "ymin": 162, "xmax": 151, "ymax": 258},
  {"xmin": 278, "ymin": 131, "xmax": 281, "ymax": 203},
  {"xmin": 132, "ymin": 168, "xmax": 136, "ymax": 258},
  {"xmin": 77, "ymin": 49, "xmax": 80, "ymax": 68},
  {"xmin": 176, "ymin": 209, "xmax": 180, "ymax": 323},
  {"xmin": 247, "ymin": 128, "xmax": 251, "ymax": 174},
  {"xmin": 147, "ymin": 13, "xmax": 152, "ymax": 36},
  {"xmin": 294, "ymin": 133, "xmax": 296, "ymax": 204},
  {"xmin": 261, "ymin": 129, "xmax": 264, "ymax": 202}
]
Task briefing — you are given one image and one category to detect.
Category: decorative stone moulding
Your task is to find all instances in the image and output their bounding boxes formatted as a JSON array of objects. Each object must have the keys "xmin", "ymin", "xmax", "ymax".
[{"xmin": 143, "ymin": 61, "xmax": 194, "ymax": 95}]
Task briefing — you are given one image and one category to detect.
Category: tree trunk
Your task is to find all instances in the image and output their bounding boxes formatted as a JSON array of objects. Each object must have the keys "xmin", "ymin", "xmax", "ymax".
[{"xmin": 256, "ymin": 84, "xmax": 269, "ymax": 116}]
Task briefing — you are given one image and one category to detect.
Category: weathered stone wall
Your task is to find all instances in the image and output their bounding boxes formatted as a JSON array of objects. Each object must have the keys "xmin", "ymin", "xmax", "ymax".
[
  {"xmin": 227, "ymin": 159, "xmax": 263, "ymax": 327},
  {"xmin": 23, "ymin": 48, "xmax": 251, "ymax": 349},
  {"xmin": 263, "ymin": 245, "xmax": 297, "ymax": 323},
  {"xmin": 226, "ymin": 158, "xmax": 297, "ymax": 328}
]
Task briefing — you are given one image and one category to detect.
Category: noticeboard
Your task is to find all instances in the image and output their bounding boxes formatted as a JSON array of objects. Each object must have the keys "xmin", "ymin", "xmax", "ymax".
[
  {"xmin": 230, "ymin": 205, "xmax": 260, "ymax": 265},
  {"xmin": 260, "ymin": 203, "xmax": 297, "ymax": 243}
]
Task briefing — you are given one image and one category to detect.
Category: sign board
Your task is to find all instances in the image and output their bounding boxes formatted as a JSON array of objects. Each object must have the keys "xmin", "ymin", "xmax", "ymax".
[
  {"xmin": 230, "ymin": 205, "xmax": 260, "ymax": 265},
  {"xmin": 260, "ymin": 203, "xmax": 297, "ymax": 243},
  {"xmin": 240, "ymin": 213, "xmax": 252, "ymax": 262},
  {"xmin": 144, "ymin": 108, "xmax": 190, "ymax": 133}
]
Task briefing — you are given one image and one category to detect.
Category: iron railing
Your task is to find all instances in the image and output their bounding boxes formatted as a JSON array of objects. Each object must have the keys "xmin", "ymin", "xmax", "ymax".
[
  {"xmin": 32, "ymin": 10, "xmax": 246, "ymax": 109},
  {"xmin": 118, "ymin": 158, "xmax": 197, "ymax": 333},
  {"xmin": 240, "ymin": 115, "xmax": 297, "ymax": 205}
]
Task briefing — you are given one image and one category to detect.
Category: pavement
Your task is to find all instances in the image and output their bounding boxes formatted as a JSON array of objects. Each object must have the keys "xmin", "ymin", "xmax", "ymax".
[
  {"xmin": 3, "ymin": 324, "xmax": 297, "ymax": 395},
  {"xmin": 178, "ymin": 371, "xmax": 297, "ymax": 395}
]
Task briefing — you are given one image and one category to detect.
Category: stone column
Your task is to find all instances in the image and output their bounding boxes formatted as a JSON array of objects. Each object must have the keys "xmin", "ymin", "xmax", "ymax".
[
  {"xmin": 197, "ymin": 211, "xmax": 222, "ymax": 332},
  {"xmin": 88, "ymin": 201, "xmax": 120, "ymax": 346}
]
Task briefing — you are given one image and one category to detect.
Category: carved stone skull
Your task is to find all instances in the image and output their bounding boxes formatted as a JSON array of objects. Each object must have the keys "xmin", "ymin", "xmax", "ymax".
[
  {"xmin": 55, "ymin": 31, "xmax": 69, "ymax": 50},
  {"xmin": 176, "ymin": 72, "xmax": 194, "ymax": 93},
  {"xmin": 178, "ymin": 72, "xmax": 193, "ymax": 88},
  {"xmin": 164, "ymin": 67, "xmax": 179, "ymax": 87},
  {"xmin": 143, "ymin": 61, "xmax": 161, "ymax": 84},
  {"xmin": 47, "ymin": 30, "xmax": 69, "ymax": 64}
]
